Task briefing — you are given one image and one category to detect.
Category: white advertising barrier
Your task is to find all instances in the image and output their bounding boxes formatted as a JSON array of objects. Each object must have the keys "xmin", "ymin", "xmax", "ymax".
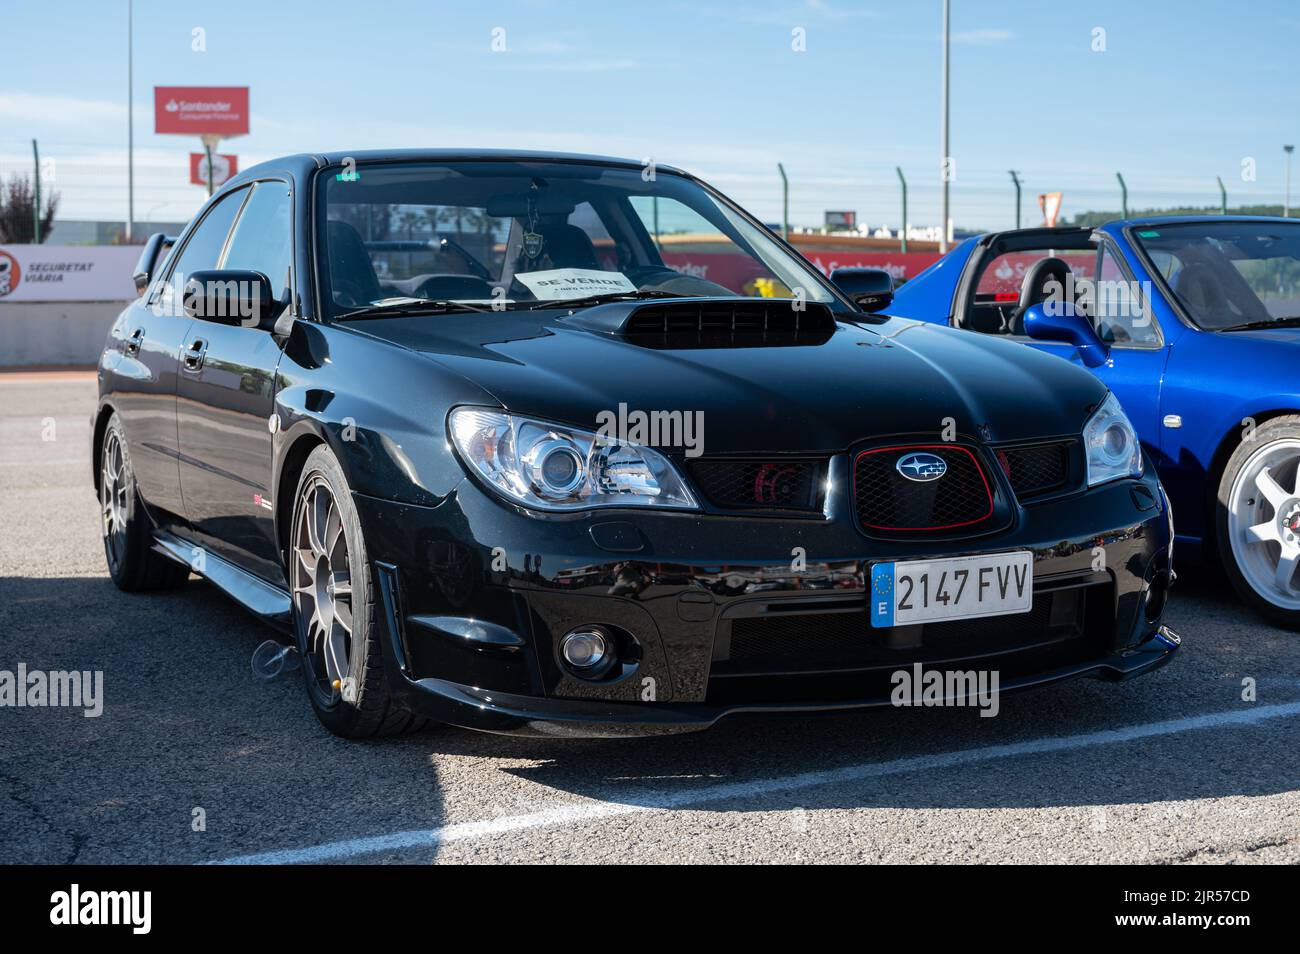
[
  {"xmin": 0, "ymin": 245, "xmax": 140, "ymax": 302},
  {"xmin": 0, "ymin": 245, "xmax": 142, "ymax": 366}
]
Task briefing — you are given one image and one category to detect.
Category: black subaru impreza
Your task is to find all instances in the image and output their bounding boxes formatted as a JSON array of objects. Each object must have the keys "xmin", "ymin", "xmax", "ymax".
[{"xmin": 95, "ymin": 150, "xmax": 1179, "ymax": 737}]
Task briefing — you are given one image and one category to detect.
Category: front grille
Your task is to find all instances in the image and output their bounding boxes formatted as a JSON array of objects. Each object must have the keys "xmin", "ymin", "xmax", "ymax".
[
  {"xmin": 725, "ymin": 597, "xmax": 1059, "ymax": 671},
  {"xmin": 690, "ymin": 458, "xmax": 823, "ymax": 512},
  {"xmin": 708, "ymin": 579, "xmax": 1113, "ymax": 697},
  {"xmin": 853, "ymin": 445, "xmax": 993, "ymax": 532},
  {"xmin": 997, "ymin": 441, "xmax": 1072, "ymax": 499}
]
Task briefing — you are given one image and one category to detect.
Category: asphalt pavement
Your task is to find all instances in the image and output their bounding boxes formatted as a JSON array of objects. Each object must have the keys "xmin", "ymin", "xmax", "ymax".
[{"xmin": 2, "ymin": 373, "xmax": 1298, "ymax": 864}]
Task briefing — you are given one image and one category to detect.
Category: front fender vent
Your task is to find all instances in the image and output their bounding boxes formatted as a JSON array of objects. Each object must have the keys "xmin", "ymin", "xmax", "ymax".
[
  {"xmin": 995, "ymin": 439, "xmax": 1077, "ymax": 501},
  {"xmin": 689, "ymin": 458, "xmax": 825, "ymax": 513}
]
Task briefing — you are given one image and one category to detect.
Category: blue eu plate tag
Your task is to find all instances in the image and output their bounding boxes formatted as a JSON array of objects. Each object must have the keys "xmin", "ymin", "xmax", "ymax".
[{"xmin": 870, "ymin": 562, "xmax": 894, "ymax": 628}]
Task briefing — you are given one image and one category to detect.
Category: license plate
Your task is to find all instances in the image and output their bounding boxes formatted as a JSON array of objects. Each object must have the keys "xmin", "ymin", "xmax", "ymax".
[{"xmin": 869, "ymin": 551, "xmax": 1033, "ymax": 627}]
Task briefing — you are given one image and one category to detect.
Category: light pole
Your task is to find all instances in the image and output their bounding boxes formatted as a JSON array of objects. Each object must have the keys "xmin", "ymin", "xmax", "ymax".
[
  {"xmin": 1285, "ymin": 145, "xmax": 1294, "ymax": 217},
  {"xmin": 939, "ymin": 0, "xmax": 950, "ymax": 253},
  {"xmin": 202, "ymin": 136, "xmax": 218, "ymax": 197},
  {"xmin": 1116, "ymin": 172, "xmax": 1128, "ymax": 218},
  {"xmin": 896, "ymin": 166, "xmax": 908, "ymax": 252},
  {"xmin": 127, "ymin": 0, "xmax": 135, "ymax": 243},
  {"xmin": 1009, "ymin": 170, "xmax": 1021, "ymax": 229},
  {"xmin": 777, "ymin": 162, "xmax": 789, "ymax": 240},
  {"xmin": 1217, "ymin": 176, "xmax": 1228, "ymax": 215},
  {"xmin": 32, "ymin": 139, "xmax": 42, "ymax": 243}
]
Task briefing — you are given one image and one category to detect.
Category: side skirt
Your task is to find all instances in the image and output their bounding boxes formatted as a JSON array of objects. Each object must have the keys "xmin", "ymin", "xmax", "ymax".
[{"xmin": 152, "ymin": 530, "xmax": 293, "ymax": 633}]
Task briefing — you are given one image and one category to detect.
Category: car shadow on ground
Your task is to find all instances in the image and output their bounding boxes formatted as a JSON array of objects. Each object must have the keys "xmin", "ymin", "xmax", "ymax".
[{"xmin": 1, "ymin": 564, "xmax": 1295, "ymax": 863}]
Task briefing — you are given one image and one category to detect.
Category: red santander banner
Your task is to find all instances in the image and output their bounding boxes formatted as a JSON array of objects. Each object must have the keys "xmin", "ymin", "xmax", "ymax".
[
  {"xmin": 155, "ymin": 86, "xmax": 249, "ymax": 136},
  {"xmin": 798, "ymin": 251, "xmax": 941, "ymax": 283},
  {"xmin": 189, "ymin": 152, "xmax": 238, "ymax": 187},
  {"xmin": 657, "ymin": 250, "xmax": 943, "ymax": 293}
]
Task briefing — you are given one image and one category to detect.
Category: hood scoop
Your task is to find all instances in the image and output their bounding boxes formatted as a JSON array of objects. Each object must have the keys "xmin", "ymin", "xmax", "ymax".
[{"xmin": 563, "ymin": 297, "xmax": 837, "ymax": 349}]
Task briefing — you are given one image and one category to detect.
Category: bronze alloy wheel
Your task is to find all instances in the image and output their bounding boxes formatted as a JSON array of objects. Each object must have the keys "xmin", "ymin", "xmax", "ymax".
[
  {"xmin": 292, "ymin": 474, "xmax": 355, "ymax": 707},
  {"xmin": 100, "ymin": 428, "xmax": 129, "ymax": 575}
]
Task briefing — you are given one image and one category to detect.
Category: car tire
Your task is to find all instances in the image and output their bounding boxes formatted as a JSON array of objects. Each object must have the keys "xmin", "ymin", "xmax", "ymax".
[
  {"xmin": 290, "ymin": 444, "xmax": 427, "ymax": 737},
  {"xmin": 99, "ymin": 412, "xmax": 191, "ymax": 592},
  {"xmin": 1216, "ymin": 414, "xmax": 1300, "ymax": 629}
]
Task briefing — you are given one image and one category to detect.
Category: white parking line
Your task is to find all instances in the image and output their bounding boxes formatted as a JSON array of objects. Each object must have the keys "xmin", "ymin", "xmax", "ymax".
[{"xmin": 214, "ymin": 699, "xmax": 1300, "ymax": 865}]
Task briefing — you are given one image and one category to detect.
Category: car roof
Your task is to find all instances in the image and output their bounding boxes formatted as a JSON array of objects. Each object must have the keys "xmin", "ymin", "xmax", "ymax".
[
  {"xmin": 1116, "ymin": 214, "xmax": 1299, "ymax": 227},
  {"xmin": 228, "ymin": 149, "xmax": 691, "ymax": 188},
  {"xmin": 975, "ymin": 215, "xmax": 1300, "ymax": 243}
]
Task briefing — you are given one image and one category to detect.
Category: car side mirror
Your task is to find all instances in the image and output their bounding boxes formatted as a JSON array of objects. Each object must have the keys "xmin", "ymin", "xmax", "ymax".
[
  {"xmin": 132, "ymin": 232, "xmax": 175, "ymax": 296},
  {"xmin": 182, "ymin": 269, "xmax": 283, "ymax": 330},
  {"xmin": 1023, "ymin": 301, "xmax": 1110, "ymax": 368},
  {"xmin": 830, "ymin": 267, "xmax": 894, "ymax": 313}
]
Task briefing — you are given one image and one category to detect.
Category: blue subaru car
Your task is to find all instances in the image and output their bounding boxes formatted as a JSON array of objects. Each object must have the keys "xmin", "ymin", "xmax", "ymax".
[{"xmin": 887, "ymin": 216, "xmax": 1300, "ymax": 626}]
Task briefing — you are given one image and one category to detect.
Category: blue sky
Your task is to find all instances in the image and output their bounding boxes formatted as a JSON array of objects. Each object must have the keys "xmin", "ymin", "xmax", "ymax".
[{"xmin": 3, "ymin": 0, "xmax": 1299, "ymax": 231}]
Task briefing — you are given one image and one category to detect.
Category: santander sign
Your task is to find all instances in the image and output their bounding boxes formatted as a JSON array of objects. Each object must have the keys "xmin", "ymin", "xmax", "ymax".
[{"xmin": 154, "ymin": 86, "xmax": 249, "ymax": 136}]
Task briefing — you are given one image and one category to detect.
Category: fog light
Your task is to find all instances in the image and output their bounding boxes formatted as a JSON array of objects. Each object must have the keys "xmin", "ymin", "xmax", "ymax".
[{"xmin": 561, "ymin": 628, "xmax": 610, "ymax": 673}]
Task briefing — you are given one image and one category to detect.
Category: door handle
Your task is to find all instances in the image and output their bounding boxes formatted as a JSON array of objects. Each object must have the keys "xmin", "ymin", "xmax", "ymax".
[
  {"xmin": 182, "ymin": 337, "xmax": 209, "ymax": 372},
  {"xmin": 124, "ymin": 328, "xmax": 144, "ymax": 356}
]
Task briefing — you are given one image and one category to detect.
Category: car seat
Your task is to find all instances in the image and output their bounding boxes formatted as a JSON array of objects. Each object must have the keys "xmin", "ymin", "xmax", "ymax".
[
  {"xmin": 1173, "ymin": 262, "xmax": 1230, "ymax": 321},
  {"xmin": 326, "ymin": 220, "xmax": 382, "ymax": 305},
  {"xmin": 1011, "ymin": 256, "xmax": 1073, "ymax": 335},
  {"xmin": 520, "ymin": 223, "xmax": 601, "ymax": 271}
]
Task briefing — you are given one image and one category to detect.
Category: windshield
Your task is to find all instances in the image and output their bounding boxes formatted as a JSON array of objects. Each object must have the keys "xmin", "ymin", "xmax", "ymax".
[
  {"xmin": 315, "ymin": 159, "xmax": 842, "ymax": 318},
  {"xmin": 1131, "ymin": 220, "xmax": 1300, "ymax": 330}
]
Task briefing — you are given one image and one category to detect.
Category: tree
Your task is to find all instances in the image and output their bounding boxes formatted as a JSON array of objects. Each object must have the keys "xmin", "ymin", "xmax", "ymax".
[
  {"xmin": 1067, "ymin": 203, "xmax": 1287, "ymax": 228},
  {"xmin": 0, "ymin": 173, "xmax": 58, "ymax": 243}
]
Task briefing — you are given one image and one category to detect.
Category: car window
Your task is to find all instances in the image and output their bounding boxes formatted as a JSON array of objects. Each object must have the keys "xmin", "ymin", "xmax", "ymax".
[
  {"xmin": 1092, "ymin": 244, "xmax": 1158, "ymax": 345},
  {"xmin": 167, "ymin": 187, "xmax": 247, "ymax": 284},
  {"xmin": 975, "ymin": 249, "xmax": 1096, "ymax": 298},
  {"xmin": 1228, "ymin": 249, "xmax": 1300, "ymax": 319},
  {"xmin": 324, "ymin": 198, "xmax": 515, "ymax": 305},
  {"xmin": 222, "ymin": 181, "xmax": 293, "ymax": 303},
  {"xmin": 1132, "ymin": 222, "xmax": 1300, "ymax": 329},
  {"xmin": 567, "ymin": 201, "xmax": 619, "ymax": 268},
  {"xmin": 626, "ymin": 195, "xmax": 772, "ymax": 296},
  {"xmin": 317, "ymin": 161, "xmax": 840, "ymax": 314}
]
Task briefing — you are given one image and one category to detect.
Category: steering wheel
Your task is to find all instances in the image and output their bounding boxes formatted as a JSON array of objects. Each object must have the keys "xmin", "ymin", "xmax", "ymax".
[
  {"xmin": 436, "ymin": 237, "xmax": 492, "ymax": 281},
  {"xmin": 412, "ymin": 274, "xmax": 493, "ymax": 300},
  {"xmin": 332, "ymin": 278, "xmax": 371, "ymax": 307},
  {"xmin": 623, "ymin": 265, "xmax": 681, "ymax": 286}
]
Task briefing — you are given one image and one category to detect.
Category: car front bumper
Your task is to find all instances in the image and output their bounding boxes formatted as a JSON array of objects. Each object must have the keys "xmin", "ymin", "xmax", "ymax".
[
  {"xmin": 353, "ymin": 468, "xmax": 1180, "ymax": 737},
  {"xmin": 384, "ymin": 626, "xmax": 1180, "ymax": 737}
]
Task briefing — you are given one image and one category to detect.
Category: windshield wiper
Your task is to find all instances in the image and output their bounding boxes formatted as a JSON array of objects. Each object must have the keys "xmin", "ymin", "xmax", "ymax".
[
  {"xmin": 1218, "ymin": 316, "xmax": 1300, "ymax": 332},
  {"xmin": 334, "ymin": 298, "xmax": 492, "ymax": 321},
  {"xmin": 525, "ymin": 290, "xmax": 687, "ymax": 311}
]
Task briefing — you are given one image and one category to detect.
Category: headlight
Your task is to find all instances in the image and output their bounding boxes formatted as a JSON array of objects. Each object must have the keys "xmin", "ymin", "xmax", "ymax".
[
  {"xmin": 448, "ymin": 407, "xmax": 698, "ymax": 511},
  {"xmin": 1084, "ymin": 392, "xmax": 1142, "ymax": 486}
]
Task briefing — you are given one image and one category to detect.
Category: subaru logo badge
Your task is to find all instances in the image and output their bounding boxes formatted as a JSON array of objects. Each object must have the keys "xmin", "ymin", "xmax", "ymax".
[{"xmin": 896, "ymin": 452, "xmax": 948, "ymax": 482}]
